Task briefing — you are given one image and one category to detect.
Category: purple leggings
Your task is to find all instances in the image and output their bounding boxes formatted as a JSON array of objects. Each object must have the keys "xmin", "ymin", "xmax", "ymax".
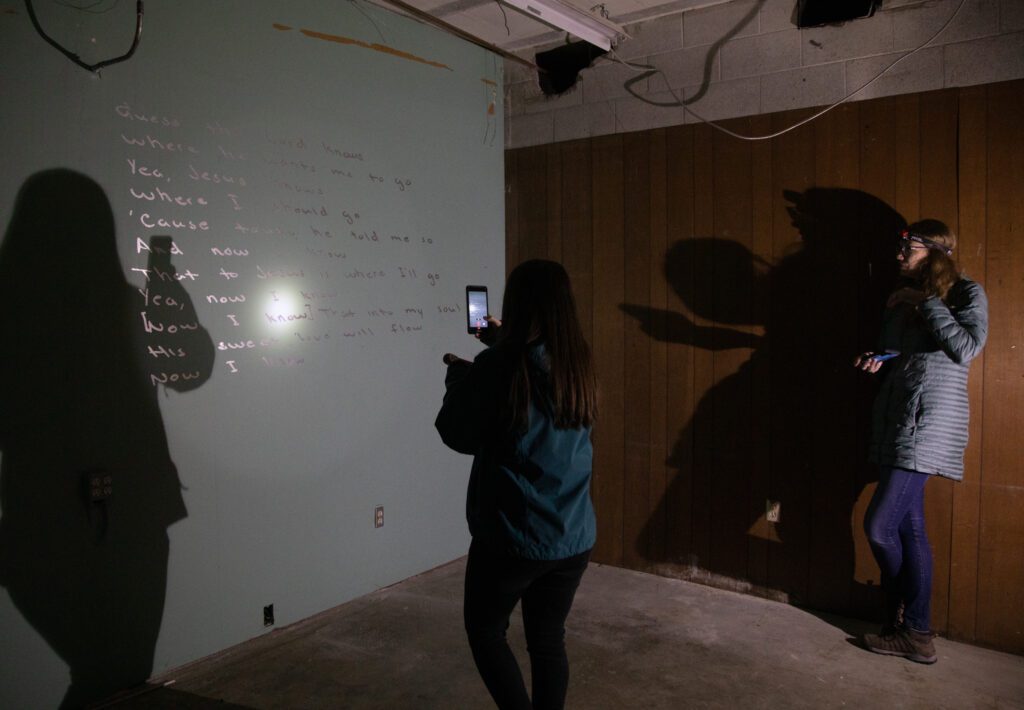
[{"xmin": 863, "ymin": 466, "xmax": 933, "ymax": 632}]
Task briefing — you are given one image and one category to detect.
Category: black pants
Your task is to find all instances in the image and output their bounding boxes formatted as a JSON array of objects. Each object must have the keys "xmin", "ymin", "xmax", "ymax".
[{"xmin": 463, "ymin": 539, "xmax": 591, "ymax": 710}]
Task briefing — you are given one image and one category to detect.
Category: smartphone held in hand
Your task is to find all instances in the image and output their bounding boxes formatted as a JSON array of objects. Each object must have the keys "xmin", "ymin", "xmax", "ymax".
[{"xmin": 466, "ymin": 285, "xmax": 488, "ymax": 334}]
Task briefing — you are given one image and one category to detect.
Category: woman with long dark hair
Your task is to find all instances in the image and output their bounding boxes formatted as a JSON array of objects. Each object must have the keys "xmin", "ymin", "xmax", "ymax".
[
  {"xmin": 854, "ymin": 219, "xmax": 988, "ymax": 664},
  {"xmin": 436, "ymin": 259, "xmax": 597, "ymax": 709}
]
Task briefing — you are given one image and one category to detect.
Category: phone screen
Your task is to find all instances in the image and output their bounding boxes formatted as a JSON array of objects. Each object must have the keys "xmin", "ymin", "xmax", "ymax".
[{"xmin": 466, "ymin": 286, "xmax": 488, "ymax": 333}]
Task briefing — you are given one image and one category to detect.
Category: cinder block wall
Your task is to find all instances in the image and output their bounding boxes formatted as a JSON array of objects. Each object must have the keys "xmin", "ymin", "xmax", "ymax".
[{"xmin": 504, "ymin": 0, "xmax": 1024, "ymax": 148}]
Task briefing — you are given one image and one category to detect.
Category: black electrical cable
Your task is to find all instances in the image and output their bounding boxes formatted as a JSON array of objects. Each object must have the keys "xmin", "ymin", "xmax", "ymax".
[{"xmin": 24, "ymin": 0, "xmax": 143, "ymax": 73}]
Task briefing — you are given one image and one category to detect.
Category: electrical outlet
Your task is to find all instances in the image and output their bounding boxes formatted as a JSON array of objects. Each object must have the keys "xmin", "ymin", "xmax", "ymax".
[
  {"xmin": 84, "ymin": 470, "xmax": 113, "ymax": 502},
  {"xmin": 766, "ymin": 500, "xmax": 781, "ymax": 523},
  {"xmin": 374, "ymin": 505, "xmax": 384, "ymax": 528},
  {"xmin": 263, "ymin": 604, "xmax": 274, "ymax": 627}
]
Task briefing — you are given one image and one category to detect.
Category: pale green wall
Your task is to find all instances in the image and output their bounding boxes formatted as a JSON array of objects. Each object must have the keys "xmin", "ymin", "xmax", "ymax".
[{"xmin": 0, "ymin": 2, "xmax": 503, "ymax": 706}]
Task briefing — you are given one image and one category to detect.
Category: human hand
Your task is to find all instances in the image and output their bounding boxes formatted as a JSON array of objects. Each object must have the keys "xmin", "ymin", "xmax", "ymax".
[
  {"xmin": 887, "ymin": 287, "xmax": 926, "ymax": 308},
  {"xmin": 442, "ymin": 353, "xmax": 468, "ymax": 366},
  {"xmin": 853, "ymin": 352, "xmax": 884, "ymax": 374},
  {"xmin": 474, "ymin": 316, "xmax": 501, "ymax": 346}
]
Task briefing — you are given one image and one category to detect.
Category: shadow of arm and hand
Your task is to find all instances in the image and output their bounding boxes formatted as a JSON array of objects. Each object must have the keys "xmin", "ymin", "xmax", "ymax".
[
  {"xmin": 135, "ymin": 235, "xmax": 214, "ymax": 392},
  {"xmin": 621, "ymin": 236, "xmax": 767, "ymax": 350},
  {"xmin": 619, "ymin": 303, "xmax": 762, "ymax": 350}
]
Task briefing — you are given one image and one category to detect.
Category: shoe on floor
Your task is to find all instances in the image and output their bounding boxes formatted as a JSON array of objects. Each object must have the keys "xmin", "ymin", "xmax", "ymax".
[{"xmin": 863, "ymin": 627, "xmax": 937, "ymax": 664}]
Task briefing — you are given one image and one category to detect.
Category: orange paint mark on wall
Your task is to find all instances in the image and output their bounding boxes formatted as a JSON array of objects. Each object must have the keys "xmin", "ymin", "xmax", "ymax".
[
  {"xmin": 298, "ymin": 28, "xmax": 451, "ymax": 71},
  {"xmin": 480, "ymin": 78, "xmax": 497, "ymax": 87},
  {"xmin": 273, "ymin": 23, "xmax": 293, "ymax": 31}
]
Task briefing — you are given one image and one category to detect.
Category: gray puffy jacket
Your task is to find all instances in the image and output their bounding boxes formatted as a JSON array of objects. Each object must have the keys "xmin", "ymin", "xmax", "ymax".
[{"xmin": 869, "ymin": 277, "xmax": 988, "ymax": 481}]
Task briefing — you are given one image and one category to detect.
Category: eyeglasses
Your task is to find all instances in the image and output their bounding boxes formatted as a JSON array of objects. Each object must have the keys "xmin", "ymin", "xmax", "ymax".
[
  {"xmin": 898, "ymin": 240, "xmax": 929, "ymax": 256},
  {"xmin": 898, "ymin": 229, "xmax": 953, "ymax": 256}
]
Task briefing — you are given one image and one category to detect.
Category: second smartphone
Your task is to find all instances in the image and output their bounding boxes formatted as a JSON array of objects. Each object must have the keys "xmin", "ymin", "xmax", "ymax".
[{"xmin": 466, "ymin": 285, "xmax": 488, "ymax": 333}]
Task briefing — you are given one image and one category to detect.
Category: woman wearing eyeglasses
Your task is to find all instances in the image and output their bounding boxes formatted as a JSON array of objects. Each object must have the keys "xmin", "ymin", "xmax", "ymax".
[{"xmin": 852, "ymin": 219, "xmax": 988, "ymax": 663}]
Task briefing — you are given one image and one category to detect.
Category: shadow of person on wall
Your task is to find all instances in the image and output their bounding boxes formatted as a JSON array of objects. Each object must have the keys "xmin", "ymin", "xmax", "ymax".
[
  {"xmin": 0, "ymin": 169, "xmax": 213, "ymax": 708},
  {"xmin": 621, "ymin": 187, "xmax": 904, "ymax": 621}
]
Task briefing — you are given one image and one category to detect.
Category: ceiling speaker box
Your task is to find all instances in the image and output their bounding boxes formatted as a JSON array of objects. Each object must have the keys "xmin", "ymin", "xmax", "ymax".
[{"xmin": 536, "ymin": 41, "xmax": 607, "ymax": 96}]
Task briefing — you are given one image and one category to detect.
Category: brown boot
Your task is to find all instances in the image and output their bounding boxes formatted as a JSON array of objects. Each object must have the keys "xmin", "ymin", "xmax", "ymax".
[{"xmin": 863, "ymin": 627, "xmax": 937, "ymax": 664}]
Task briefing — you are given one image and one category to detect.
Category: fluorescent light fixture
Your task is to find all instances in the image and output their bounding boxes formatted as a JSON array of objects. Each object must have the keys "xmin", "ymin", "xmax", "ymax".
[{"xmin": 501, "ymin": 0, "xmax": 629, "ymax": 51}]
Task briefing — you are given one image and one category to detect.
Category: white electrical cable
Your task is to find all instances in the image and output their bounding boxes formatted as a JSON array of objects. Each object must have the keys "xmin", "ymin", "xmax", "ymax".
[{"xmin": 605, "ymin": 0, "xmax": 969, "ymax": 141}]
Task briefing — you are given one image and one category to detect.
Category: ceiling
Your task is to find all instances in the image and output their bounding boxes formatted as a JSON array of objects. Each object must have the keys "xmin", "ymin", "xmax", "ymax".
[{"xmin": 374, "ymin": 0, "xmax": 737, "ymax": 55}]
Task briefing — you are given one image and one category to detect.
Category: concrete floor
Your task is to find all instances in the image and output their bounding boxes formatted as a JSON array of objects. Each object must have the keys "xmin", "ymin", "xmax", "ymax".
[{"xmin": 112, "ymin": 559, "xmax": 1024, "ymax": 710}]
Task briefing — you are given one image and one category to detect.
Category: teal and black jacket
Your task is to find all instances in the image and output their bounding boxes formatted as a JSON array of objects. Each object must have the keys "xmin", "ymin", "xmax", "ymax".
[
  {"xmin": 435, "ymin": 343, "xmax": 596, "ymax": 560},
  {"xmin": 870, "ymin": 277, "xmax": 988, "ymax": 481}
]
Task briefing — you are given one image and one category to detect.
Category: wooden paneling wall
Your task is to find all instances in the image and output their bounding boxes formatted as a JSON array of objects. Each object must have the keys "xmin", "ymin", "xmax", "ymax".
[{"xmin": 505, "ymin": 80, "xmax": 1024, "ymax": 654}]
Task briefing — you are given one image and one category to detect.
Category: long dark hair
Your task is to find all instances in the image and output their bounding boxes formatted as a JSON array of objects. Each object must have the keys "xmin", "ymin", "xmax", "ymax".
[
  {"xmin": 497, "ymin": 259, "xmax": 597, "ymax": 431},
  {"xmin": 907, "ymin": 219, "xmax": 959, "ymax": 301}
]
